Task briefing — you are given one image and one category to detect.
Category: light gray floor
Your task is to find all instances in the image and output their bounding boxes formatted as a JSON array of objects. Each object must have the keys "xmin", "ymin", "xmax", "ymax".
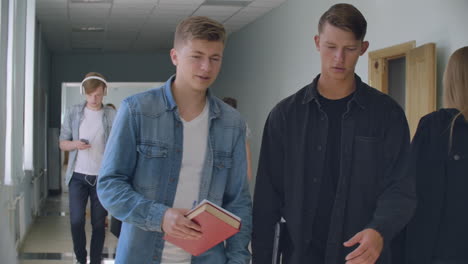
[{"xmin": 19, "ymin": 191, "xmax": 118, "ymax": 264}]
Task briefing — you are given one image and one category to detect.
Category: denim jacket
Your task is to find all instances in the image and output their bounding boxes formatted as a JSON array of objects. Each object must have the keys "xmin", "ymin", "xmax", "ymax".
[
  {"xmin": 97, "ymin": 76, "xmax": 252, "ymax": 264},
  {"xmin": 59, "ymin": 102, "xmax": 116, "ymax": 185}
]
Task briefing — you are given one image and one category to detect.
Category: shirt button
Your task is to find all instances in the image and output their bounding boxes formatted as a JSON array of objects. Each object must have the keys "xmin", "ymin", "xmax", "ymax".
[
  {"xmin": 317, "ymin": 145, "xmax": 322, "ymax": 151},
  {"xmin": 176, "ymin": 149, "xmax": 181, "ymax": 153},
  {"xmin": 169, "ymin": 178, "xmax": 175, "ymax": 183},
  {"xmin": 313, "ymin": 177, "xmax": 318, "ymax": 183},
  {"xmin": 454, "ymin": 154, "xmax": 461, "ymax": 160}
]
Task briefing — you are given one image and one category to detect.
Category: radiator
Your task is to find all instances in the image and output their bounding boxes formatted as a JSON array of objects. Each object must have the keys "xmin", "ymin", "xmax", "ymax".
[
  {"xmin": 31, "ymin": 169, "xmax": 46, "ymax": 216},
  {"xmin": 9, "ymin": 193, "xmax": 25, "ymax": 247}
]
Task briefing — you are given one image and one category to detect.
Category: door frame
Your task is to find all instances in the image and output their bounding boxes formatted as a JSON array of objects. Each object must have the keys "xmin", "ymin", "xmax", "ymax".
[{"xmin": 368, "ymin": 41, "xmax": 416, "ymax": 93}]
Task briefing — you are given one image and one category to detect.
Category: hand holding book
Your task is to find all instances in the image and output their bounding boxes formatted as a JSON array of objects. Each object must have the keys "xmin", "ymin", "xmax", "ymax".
[
  {"xmin": 162, "ymin": 208, "xmax": 202, "ymax": 240},
  {"xmin": 163, "ymin": 199, "xmax": 242, "ymax": 256}
]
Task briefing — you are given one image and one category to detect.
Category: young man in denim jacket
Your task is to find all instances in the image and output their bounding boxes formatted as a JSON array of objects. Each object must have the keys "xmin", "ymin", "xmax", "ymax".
[
  {"xmin": 97, "ymin": 16, "xmax": 252, "ymax": 264},
  {"xmin": 60, "ymin": 72, "xmax": 116, "ymax": 264}
]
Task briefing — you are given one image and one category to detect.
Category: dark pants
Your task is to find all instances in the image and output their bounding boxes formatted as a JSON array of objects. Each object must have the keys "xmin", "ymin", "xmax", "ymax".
[{"xmin": 69, "ymin": 172, "xmax": 107, "ymax": 264}]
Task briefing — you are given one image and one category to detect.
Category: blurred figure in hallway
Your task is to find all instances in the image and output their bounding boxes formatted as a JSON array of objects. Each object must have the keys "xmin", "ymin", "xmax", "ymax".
[
  {"xmin": 59, "ymin": 72, "xmax": 116, "ymax": 264},
  {"xmin": 222, "ymin": 97, "xmax": 254, "ymax": 182},
  {"xmin": 105, "ymin": 103, "xmax": 116, "ymax": 110}
]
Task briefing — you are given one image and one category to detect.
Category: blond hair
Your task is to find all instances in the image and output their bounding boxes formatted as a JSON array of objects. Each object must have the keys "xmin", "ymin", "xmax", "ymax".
[
  {"xmin": 443, "ymin": 46, "xmax": 468, "ymax": 149},
  {"xmin": 83, "ymin": 72, "xmax": 107, "ymax": 94},
  {"xmin": 174, "ymin": 16, "xmax": 226, "ymax": 48}
]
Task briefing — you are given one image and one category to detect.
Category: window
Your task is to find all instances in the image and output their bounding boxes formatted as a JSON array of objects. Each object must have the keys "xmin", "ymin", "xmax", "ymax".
[
  {"xmin": 4, "ymin": 0, "xmax": 14, "ymax": 185},
  {"xmin": 23, "ymin": 0, "xmax": 35, "ymax": 171},
  {"xmin": 0, "ymin": 0, "xmax": 7, "ymax": 185},
  {"xmin": 4, "ymin": 0, "xmax": 31, "ymax": 185}
]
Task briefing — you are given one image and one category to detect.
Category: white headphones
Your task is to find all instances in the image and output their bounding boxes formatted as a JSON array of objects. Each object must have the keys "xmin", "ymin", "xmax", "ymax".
[{"xmin": 80, "ymin": 76, "xmax": 108, "ymax": 96}]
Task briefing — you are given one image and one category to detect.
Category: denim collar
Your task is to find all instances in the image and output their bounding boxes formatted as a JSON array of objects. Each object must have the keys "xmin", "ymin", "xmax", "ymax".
[
  {"xmin": 163, "ymin": 75, "xmax": 177, "ymax": 110},
  {"xmin": 162, "ymin": 75, "xmax": 221, "ymax": 118},
  {"xmin": 302, "ymin": 74, "xmax": 367, "ymax": 110}
]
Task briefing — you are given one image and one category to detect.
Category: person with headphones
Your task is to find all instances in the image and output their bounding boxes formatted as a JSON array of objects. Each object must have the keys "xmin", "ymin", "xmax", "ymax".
[{"xmin": 59, "ymin": 72, "xmax": 116, "ymax": 264}]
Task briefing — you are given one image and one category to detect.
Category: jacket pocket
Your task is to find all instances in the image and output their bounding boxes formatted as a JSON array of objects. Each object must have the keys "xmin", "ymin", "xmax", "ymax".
[
  {"xmin": 134, "ymin": 143, "xmax": 169, "ymax": 196},
  {"xmin": 137, "ymin": 144, "xmax": 168, "ymax": 158},
  {"xmin": 209, "ymin": 153, "xmax": 233, "ymax": 203},
  {"xmin": 351, "ymin": 136, "xmax": 383, "ymax": 200},
  {"xmin": 214, "ymin": 154, "xmax": 232, "ymax": 169},
  {"xmin": 354, "ymin": 136, "xmax": 382, "ymax": 161}
]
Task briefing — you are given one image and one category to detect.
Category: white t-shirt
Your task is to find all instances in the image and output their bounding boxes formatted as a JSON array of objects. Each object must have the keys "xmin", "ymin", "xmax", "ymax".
[
  {"xmin": 161, "ymin": 101, "xmax": 209, "ymax": 263},
  {"xmin": 74, "ymin": 107, "xmax": 105, "ymax": 176}
]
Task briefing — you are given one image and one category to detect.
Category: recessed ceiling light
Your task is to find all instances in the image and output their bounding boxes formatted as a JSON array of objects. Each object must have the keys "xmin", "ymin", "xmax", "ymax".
[
  {"xmin": 72, "ymin": 26, "xmax": 105, "ymax": 32},
  {"xmin": 71, "ymin": 0, "xmax": 112, "ymax": 3},
  {"xmin": 202, "ymin": 0, "xmax": 252, "ymax": 7},
  {"xmin": 72, "ymin": 47, "xmax": 103, "ymax": 52}
]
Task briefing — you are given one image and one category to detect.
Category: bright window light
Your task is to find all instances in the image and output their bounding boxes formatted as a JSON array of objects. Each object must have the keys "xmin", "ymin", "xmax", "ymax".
[
  {"xmin": 4, "ymin": 0, "xmax": 15, "ymax": 186},
  {"xmin": 23, "ymin": 0, "xmax": 36, "ymax": 171}
]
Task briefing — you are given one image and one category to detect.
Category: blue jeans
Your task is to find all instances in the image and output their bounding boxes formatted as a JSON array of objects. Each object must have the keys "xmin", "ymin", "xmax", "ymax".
[{"xmin": 69, "ymin": 172, "xmax": 107, "ymax": 264}]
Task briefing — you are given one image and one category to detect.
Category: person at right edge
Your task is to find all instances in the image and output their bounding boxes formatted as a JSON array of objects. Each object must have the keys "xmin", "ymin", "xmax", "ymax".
[
  {"xmin": 405, "ymin": 46, "xmax": 468, "ymax": 264},
  {"xmin": 252, "ymin": 3, "xmax": 416, "ymax": 264}
]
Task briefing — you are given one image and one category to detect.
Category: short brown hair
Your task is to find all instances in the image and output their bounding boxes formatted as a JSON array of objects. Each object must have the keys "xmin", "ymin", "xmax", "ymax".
[
  {"xmin": 318, "ymin": 3, "xmax": 367, "ymax": 41},
  {"xmin": 222, "ymin": 97, "xmax": 237, "ymax": 109},
  {"xmin": 174, "ymin": 16, "xmax": 226, "ymax": 48},
  {"xmin": 83, "ymin": 72, "xmax": 107, "ymax": 94},
  {"xmin": 106, "ymin": 103, "xmax": 116, "ymax": 110}
]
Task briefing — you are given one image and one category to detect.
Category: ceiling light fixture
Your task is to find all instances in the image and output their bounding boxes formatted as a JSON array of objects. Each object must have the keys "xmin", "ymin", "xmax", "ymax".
[
  {"xmin": 71, "ymin": 47, "xmax": 103, "ymax": 52},
  {"xmin": 202, "ymin": 0, "xmax": 252, "ymax": 7},
  {"xmin": 72, "ymin": 26, "xmax": 105, "ymax": 32},
  {"xmin": 70, "ymin": 0, "xmax": 113, "ymax": 3}
]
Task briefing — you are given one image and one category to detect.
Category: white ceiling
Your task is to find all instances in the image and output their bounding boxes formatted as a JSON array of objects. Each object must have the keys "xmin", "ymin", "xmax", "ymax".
[{"xmin": 36, "ymin": 0, "xmax": 287, "ymax": 53}]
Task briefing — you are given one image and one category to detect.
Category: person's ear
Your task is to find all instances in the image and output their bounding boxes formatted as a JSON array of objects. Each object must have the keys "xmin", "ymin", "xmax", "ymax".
[
  {"xmin": 314, "ymin": 35, "xmax": 320, "ymax": 51},
  {"xmin": 360, "ymin": 41, "xmax": 369, "ymax": 55},
  {"xmin": 170, "ymin": 48, "xmax": 178, "ymax": 66}
]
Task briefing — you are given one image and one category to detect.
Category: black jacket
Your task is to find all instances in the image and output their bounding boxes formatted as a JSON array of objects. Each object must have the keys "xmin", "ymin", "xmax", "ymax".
[
  {"xmin": 252, "ymin": 74, "xmax": 416, "ymax": 264},
  {"xmin": 405, "ymin": 109, "xmax": 468, "ymax": 263}
]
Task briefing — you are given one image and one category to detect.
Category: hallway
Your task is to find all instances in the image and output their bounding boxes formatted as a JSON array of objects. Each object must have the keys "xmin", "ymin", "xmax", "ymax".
[{"xmin": 18, "ymin": 192, "xmax": 118, "ymax": 264}]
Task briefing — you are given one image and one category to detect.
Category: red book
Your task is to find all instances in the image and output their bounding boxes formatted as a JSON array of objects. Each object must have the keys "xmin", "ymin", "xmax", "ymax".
[{"xmin": 163, "ymin": 199, "xmax": 241, "ymax": 256}]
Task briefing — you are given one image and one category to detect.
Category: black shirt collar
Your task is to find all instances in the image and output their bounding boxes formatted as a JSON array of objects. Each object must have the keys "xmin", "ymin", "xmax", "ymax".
[{"xmin": 302, "ymin": 74, "xmax": 367, "ymax": 110}]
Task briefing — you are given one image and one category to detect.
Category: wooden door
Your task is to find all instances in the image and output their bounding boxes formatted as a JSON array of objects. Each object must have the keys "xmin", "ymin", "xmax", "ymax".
[
  {"xmin": 368, "ymin": 41, "xmax": 437, "ymax": 138},
  {"xmin": 405, "ymin": 43, "xmax": 437, "ymax": 137}
]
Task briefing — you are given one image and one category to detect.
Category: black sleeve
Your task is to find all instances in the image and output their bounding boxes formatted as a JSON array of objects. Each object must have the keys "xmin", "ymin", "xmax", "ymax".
[
  {"xmin": 366, "ymin": 107, "xmax": 417, "ymax": 243},
  {"xmin": 252, "ymin": 108, "xmax": 285, "ymax": 264},
  {"xmin": 390, "ymin": 114, "xmax": 432, "ymax": 263},
  {"xmin": 403, "ymin": 113, "xmax": 445, "ymax": 263}
]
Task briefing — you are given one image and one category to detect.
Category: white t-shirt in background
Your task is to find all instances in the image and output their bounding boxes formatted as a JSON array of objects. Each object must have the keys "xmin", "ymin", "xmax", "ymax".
[{"xmin": 74, "ymin": 107, "xmax": 105, "ymax": 176}]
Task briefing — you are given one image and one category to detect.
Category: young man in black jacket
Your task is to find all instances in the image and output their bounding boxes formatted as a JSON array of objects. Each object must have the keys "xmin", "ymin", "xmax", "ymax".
[{"xmin": 252, "ymin": 4, "xmax": 416, "ymax": 264}]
